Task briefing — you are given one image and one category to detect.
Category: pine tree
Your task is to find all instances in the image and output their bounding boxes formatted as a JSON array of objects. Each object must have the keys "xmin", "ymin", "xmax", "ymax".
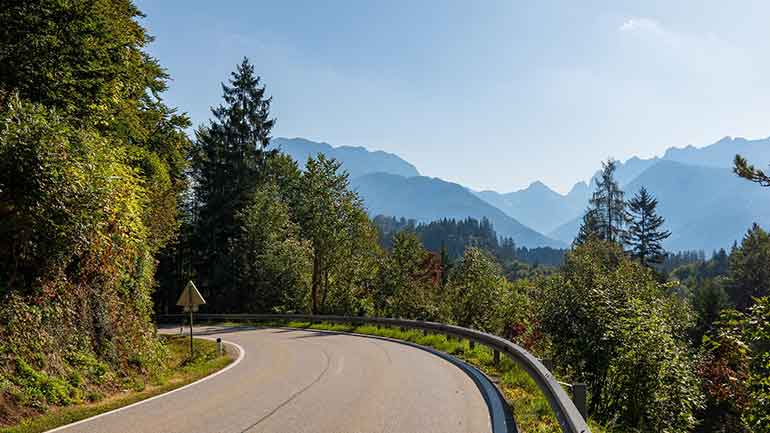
[
  {"xmin": 588, "ymin": 159, "xmax": 628, "ymax": 243},
  {"xmin": 190, "ymin": 57, "xmax": 276, "ymax": 309},
  {"xmin": 626, "ymin": 187, "xmax": 671, "ymax": 266},
  {"xmin": 734, "ymin": 154, "xmax": 770, "ymax": 186}
]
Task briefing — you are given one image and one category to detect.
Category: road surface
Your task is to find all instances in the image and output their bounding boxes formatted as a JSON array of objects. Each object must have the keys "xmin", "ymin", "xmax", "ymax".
[{"xmin": 52, "ymin": 326, "xmax": 505, "ymax": 433}]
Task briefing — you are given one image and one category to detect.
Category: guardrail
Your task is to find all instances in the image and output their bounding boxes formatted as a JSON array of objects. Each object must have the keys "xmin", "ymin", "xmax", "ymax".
[{"xmin": 157, "ymin": 313, "xmax": 591, "ymax": 433}]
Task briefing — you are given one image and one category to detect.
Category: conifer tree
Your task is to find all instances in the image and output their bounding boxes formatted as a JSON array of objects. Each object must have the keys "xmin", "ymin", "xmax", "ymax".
[
  {"xmin": 734, "ymin": 154, "xmax": 770, "ymax": 186},
  {"xmin": 626, "ymin": 187, "xmax": 671, "ymax": 266},
  {"xmin": 727, "ymin": 223, "xmax": 770, "ymax": 310},
  {"xmin": 190, "ymin": 57, "xmax": 276, "ymax": 308},
  {"xmin": 588, "ymin": 159, "xmax": 628, "ymax": 243},
  {"xmin": 574, "ymin": 208, "xmax": 602, "ymax": 247}
]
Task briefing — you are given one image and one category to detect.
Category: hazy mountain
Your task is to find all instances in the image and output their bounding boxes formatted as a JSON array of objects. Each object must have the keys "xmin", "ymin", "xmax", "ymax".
[
  {"xmin": 663, "ymin": 136, "xmax": 770, "ymax": 168},
  {"xmin": 273, "ymin": 137, "xmax": 419, "ymax": 179},
  {"xmin": 550, "ymin": 160, "xmax": 770, "ymax": 251},
  {"xmin": 484, "ymin": 135, "xmax": 770, "ymax": 250},
  {"xmin": 474, "ymin": 181, "xmax": 588, "ymax": 234},
  {"xmin": 351, "ymin": 173, "xmax": 565, "ymax": 248},
  {"xmin": 275, "ymin": 135, "xmax": 770, "ymax": 251}
]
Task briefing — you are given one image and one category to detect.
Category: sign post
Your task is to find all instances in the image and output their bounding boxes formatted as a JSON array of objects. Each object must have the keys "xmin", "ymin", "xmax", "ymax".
[{"xmin": 176, "ymin": 281, "xmax": 206, "ymax": 357}]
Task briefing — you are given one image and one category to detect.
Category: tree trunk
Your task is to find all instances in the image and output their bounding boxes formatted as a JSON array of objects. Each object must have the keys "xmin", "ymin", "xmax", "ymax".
[{"xmin": 311, "ymin": 253, "xmax": 320, "ymax": 314}]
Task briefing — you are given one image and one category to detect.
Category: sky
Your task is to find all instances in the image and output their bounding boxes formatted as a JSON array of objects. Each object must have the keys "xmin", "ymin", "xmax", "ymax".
[{"xmin": 136, "ymin": 0, "xmax": 770, "ymax": 194}]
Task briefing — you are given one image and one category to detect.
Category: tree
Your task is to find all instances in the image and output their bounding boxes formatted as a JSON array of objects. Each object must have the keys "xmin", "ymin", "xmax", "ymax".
[
  {"xmin": 699, "ymin": 298, "xmax": 770, "ymax": 432},
  {"xmin": 588, "ymin": 159, "xmax": 628, "ymax": 243},
  {"xmin": 294, "ymin": 154, "xmax": 377, "ymax": 314},
  {"xmin": 734, "ymin": 154, "xmax": 770, "ymax": 187},
  {"xmin": 727, "ymin": 223, "xmax": 770, "ymax": 311},
  {"xmin": 574, "ymin": 208, "xmax": 602, "ymax": 247},
  {"xmin": 190, "ymin": 58, "xmax": 275, "ymax": 309},
  {"xmin": 0, "ymin": 0, "xmax": 189, "ymax": 411},
  {"xmin": 376, "ymin": 231, "xmax": 442, "ymax": 320},
  {"xmin": 539, "ymin": 239, "xmax": 703, "ymax": 431},
  {"xmin": 232, "ymin": 183, "xmax": 312, "ymax": 313},
  {"xmin": 691, "ymin": 277, "xmax": 730, "ymax": 341},
  {"xmin": 626, "ymin": 187, "xmax": 671, "ymax": 266},
  {"xmin": 448, "ymin": 247, "xmax": 505, "ymax": 332}
]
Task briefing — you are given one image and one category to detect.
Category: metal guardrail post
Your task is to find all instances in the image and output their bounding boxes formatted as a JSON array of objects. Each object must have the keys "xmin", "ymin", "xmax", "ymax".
[
  {"xmin": 542, "ymin": 358, "xmax": 555, "ymax": 372},
  {"xmin": 493, "ymin": 349, "xmax": 500, "ymax": 365},
  {"xmin": 572, "ymin": 383, "xmax": 587, "ymax": 420},
  {"xmin": 469, "ymin": 340, "xmax": 475, "ymax": 350}
]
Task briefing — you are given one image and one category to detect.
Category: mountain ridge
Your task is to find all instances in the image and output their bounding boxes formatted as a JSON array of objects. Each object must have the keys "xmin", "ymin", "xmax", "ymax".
[{"xmin": 351, "ymin": 172, "xmax": 565, "ymax": 248}]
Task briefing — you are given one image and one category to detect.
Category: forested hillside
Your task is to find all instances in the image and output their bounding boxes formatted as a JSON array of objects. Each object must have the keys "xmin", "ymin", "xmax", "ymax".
[
  {"xmin": 0, "ymin": 0, "xmax": 190, "ymax": 423},
  {"xmin": 351, "ymin": 172, "xmax": 564, "ymax": 248}
]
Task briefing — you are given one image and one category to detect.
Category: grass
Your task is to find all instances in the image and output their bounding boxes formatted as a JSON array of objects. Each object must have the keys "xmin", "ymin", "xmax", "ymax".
[
  {"xmin": 0, "ymin": 336, "xmax": 233, "ymax": 433},
  {"xmin": 220, "ymin": 320, "xmax": 573, "ymax": 432}
]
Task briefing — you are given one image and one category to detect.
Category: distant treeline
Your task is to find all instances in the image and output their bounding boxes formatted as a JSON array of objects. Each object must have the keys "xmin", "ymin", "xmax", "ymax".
[{"xmin": 372, "ymin": 215, "xmax": 566, "ymax": 267}]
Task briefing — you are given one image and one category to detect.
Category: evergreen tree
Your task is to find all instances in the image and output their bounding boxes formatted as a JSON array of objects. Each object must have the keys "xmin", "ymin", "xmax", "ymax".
[
  {"xmin": 734, "ymin": 154, "xmax": 770, "ymax": 186},
  {"xmin": 588, "ymin": 159, "xmax": 628, "ymax": 243},
  {"xmin": 727, "ymin": 223, "xmax": 770, "ymax": 310},
  {"xmin": 626, "ymin": 187, "xmax": 671, "ymax": 266},
  {"xmin": 574, "ymin": 208, "xmax": 602, "ymax": 247},
  {"xmin": 190, "ymin": 58, "xmax": 275, "ymax": 309}
]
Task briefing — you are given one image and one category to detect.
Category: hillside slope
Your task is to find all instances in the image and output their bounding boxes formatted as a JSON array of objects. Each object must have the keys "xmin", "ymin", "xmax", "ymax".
[{"xmin": 352, "ymin": 173, "xmax": 564, "ymax": 248}]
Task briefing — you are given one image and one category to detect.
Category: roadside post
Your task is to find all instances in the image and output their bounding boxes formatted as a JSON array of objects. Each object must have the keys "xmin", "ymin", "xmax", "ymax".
[{"xmin": 176, "ymin": 280, "xmax": 206, "ymax": 357}]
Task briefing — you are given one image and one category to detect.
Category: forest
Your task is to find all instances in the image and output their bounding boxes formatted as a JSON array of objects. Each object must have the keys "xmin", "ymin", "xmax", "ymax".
[{"xmin": 1, "ymin": 2, "xmax": 769, "ymax": 433}]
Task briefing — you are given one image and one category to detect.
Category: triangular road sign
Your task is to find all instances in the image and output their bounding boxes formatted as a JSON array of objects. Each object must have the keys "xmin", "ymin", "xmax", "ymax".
[{"xmin": 176, "ymin": 280, "xmax": 206, "ymax": 307}]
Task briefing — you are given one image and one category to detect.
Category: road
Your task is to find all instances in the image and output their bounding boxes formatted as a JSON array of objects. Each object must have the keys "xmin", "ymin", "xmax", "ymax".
[{"xmin": 51, "ymin": 326, "xmax": 507, "ymax": 433}]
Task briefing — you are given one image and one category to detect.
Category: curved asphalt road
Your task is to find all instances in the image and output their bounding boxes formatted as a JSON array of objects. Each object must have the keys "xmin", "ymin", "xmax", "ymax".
[{"xmin": 51, "ymin": 326, "xmax": 502, "ymax": 433}]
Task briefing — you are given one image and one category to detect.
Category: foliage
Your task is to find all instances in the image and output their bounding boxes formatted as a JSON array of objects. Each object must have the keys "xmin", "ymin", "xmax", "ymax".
[
  {"xmin": 691, "ymin": 277, "xmax": 731, "ymax": 341},
  {"xmin": 0, "ymin": 0, "xmax": 190, "ymax": 423},
  {"xmin": 232, "ymin": 183, "xmax": 312, "ymax": 313},
  {"xmin": 0, "ymin": 336, "xmax": 230, "ymax": 433},
  {"xmin": 539, "ymin": 239, "xmax": 703, "ymax": 431},
  {"xmin": 375, "ymin": 231, "xmax": 444, "ymax": 320},
  {"xmin": 293, "ymin": 154, "xmax": 380, "ymax": 314},
  {"xmin": 574, "ymin": 208, "xmax": 602, "ymax": 247},
  {"xmin": 447, "ymin": 248, "xmax": 506, "ymax": 332},
  {"xmin": 699, "ymin": 299, "xmax": 770, "ymax": 432},
  {"xmin": 727, "ymin": 223, "xmax": 770, "ymax": 311},
  {"xmin": 626, "ymin": 187, "xmax": 671, "ymax": 266},
  {"xmin": 734, "ymin": 154, "xmax": 770, "ymax": 187},
  {"xmin": 188, "ymin": 58, "xmax": 276, "ymax": 309}
]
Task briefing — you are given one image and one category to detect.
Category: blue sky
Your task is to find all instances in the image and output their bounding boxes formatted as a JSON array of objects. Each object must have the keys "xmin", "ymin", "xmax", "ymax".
[{"xmin": 136, "ymin": 0, "xmax": 770, "ymax": 193}]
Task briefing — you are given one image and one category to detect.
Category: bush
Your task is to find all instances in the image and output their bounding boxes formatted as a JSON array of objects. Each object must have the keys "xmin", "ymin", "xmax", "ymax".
[{"xmin": 539, "ymin": 239, "xmax": 703, "ymax": 432}]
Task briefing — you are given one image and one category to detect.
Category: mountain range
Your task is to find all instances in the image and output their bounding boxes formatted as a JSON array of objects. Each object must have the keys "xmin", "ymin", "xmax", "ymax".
[{"xmin": 274, "ymin": 135, "xmax": 770, "ymax": 252}]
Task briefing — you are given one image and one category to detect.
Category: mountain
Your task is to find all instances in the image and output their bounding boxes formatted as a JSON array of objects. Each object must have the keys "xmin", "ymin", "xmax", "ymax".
[
  {"xmin": 549, "ymin": 160, "xmax": 770, "ymax": 251},
  {"xmin": 663, "ymin": 136, "xmax": 770, "ymax": 168},
  {"xmin": 351, "ymin": 173, "xmax": 565, "ymax": 248},
  {"xmin": 272, "ymin": 137, "xmax": 420, "ymax": 179},
  {"xmin": 482, "ymin": 135, "xmax": 770, "ymax": 251},
  {"xmin": 474, "ymin": 181, "xmax": 587, "ymax": 234}
]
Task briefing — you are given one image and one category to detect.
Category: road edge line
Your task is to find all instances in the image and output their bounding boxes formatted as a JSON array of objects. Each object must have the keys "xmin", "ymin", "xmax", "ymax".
[{"xmin": 43, "ymin": 337, "xmax": 245, "ymax": 433}]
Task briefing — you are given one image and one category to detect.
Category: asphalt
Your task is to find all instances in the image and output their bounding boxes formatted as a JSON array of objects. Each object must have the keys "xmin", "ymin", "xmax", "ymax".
[{"xmin": 50, "ymin": 326, "xmax": 502, "ymax": 433}]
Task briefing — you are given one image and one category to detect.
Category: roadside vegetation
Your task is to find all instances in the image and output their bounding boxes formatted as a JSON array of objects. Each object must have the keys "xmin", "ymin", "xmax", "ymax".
[{"xmin": 0, "ymin": 336, "xmax": 232, "ymax": 433}]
